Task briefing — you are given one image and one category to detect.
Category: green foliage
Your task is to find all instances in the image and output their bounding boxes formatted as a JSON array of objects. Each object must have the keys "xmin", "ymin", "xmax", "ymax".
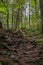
[
  {"xmin": 14, "ymin": 0, "xmax": 27, "ymax": 9},
  {"xmin": 0, "ymin": 0, "xmax": 41, "ymax": 36},
  {"xmin": 0, "ymin": 7, "xmax": 7, "ymax": 14},
  {"xmin": 30, "ymin": 0, "xmax": 35, "ymax": 7}
]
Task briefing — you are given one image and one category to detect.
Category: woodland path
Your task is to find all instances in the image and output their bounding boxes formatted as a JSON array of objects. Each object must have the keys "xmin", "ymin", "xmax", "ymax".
[{"xmin": 0, "ymin": 29, "xmax": 43, "ymax": 65}]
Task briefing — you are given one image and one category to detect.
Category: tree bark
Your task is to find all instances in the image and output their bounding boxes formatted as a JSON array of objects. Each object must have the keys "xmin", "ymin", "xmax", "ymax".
[
  {"xmin": 0, "ymin": 22, "xmax": 2, "ymax": 28},
  {"xmin": 40, "ymin": 0, "xmax": 43, "ymax": 34},
  {"xmin": 7, "ymin": 9, "xmax": 9, "ymax": 29}
]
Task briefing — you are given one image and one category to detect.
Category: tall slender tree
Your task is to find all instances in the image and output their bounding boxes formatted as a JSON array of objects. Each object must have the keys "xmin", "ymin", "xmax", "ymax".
[{"xmin": 40, "ymin": 0, "xmax": 43, "ymax": 34}]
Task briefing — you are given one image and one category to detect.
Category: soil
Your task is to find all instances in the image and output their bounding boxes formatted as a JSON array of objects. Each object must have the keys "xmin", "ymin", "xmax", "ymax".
[{"xmin": 0, "ymin": 29, "xmax": 43, "ymax": 65}]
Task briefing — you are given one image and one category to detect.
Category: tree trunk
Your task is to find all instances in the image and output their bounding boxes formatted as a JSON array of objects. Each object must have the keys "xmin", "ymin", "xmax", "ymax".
[
  {"xmin": 12, "ymin": 8, "xmax": 14, "ymax": 30},
  {"xmin": 40, "ymin": 0, "xmax": 43, "ymax": 34},
  {"xmin": 29, "ymin": 0, "xmax": 30, "ymax": 28},
  {"xmin": 7, "ymin": 9, "xmax": 9, "ymax": 30},
  {"xmin": 15, "ymin": 8, "xmax": 20, "ymax": 31},
  {"xmin": 0, "ymin": 22, "xmax": 2, "ymax": 28}
]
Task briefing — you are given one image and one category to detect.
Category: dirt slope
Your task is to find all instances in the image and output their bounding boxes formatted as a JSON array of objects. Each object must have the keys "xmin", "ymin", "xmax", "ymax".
[{"xmin": 0, "ymin": 30, "xmax": 43, "ymax": 65}]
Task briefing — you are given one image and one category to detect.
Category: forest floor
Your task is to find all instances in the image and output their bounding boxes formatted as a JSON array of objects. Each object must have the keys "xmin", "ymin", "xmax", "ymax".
[{"xmin": 0, "ymin": 29, "xmax": 43, "ymax": 65}]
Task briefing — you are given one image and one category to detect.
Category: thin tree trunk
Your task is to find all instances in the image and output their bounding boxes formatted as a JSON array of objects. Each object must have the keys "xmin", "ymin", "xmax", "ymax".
[
  {"xmin": 40, "ymin": 0, "xmax": 43, "ymax": 34},
  {"xmin": 21, "ymin": 8, "xmax": 23, "ymax": 29},
  {"xmin": 12, "ymin": 8, "xmax": 14, "ymax": 30},
  {"xmin": 15, "ymin": 8, "xmax": 20, "ymax": 31},
  {"xmin": 29, "ymin": 0, "xmax": 30, "ymax": 28},
  {"xmin": 7, "ymin": 9, "xmax": 9, "ymax": 29}
]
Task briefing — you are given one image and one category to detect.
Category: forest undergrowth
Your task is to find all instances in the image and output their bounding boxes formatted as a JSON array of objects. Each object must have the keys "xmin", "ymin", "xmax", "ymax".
[{"xmin": 0, "ymin": 29, "xmax": 43, "ymax": 65}]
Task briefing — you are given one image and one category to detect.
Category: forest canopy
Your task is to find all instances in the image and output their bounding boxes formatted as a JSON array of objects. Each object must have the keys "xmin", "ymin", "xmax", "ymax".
[{"xmin": 0, "ymin": 0, "xmax": 43, "ymax": 35}]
